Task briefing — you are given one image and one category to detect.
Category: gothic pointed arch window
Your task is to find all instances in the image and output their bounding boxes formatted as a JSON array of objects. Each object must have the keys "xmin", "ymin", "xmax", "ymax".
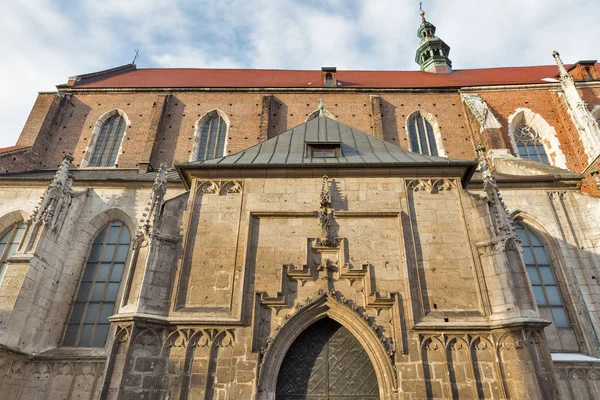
[
  {"xmin": 192, "ymin": 112, "xmax": 228, "ymax": 162},
  {"xmin": 0, "ymin": 223, "xmax": 26, "ymax": 281},
  {"xmin": 516, "ymin": 222, "xmax": 579, "ymax": 352},
  {"xmin": 513, "ymin": 124, "xmax": 549, "ymax": 164},
  {"xmin": 407, "ymin": 111, "xmax": 440, "ymax": 156},
  {"xmin": 63, "ymin": 221, "xmax": 130, "ymax": 347},
  {"xmin": 507, "ymin": 108, "xmax": 566, "ymax": 167},
  {"xmin": 89, "ymin": 113, "xmax": 127, "ymax": 167}
]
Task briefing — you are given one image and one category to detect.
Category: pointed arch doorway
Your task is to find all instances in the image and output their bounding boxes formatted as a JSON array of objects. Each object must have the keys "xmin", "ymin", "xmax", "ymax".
[{"xmin": 275, "ymin": 318, "xmax": 380, "ymax": 399}]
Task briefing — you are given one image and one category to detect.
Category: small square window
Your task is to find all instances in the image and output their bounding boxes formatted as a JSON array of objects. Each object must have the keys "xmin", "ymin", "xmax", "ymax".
[
  {"xmin": 309, "ymin": 144, "xmax": 340, "ymax": 158},
  {"xmin": 312, "ymin": 148, "xmax": 337, "ymax": 158}
]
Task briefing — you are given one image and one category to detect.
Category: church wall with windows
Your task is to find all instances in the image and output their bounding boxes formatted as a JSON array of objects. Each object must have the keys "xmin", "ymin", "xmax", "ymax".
[{"xmin": 1, "ymin": 13, "xmax": 600, "ymax": 399}]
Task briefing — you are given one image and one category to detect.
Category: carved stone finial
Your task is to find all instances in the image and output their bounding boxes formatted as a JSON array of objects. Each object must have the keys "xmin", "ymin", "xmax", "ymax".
[
  {"xmin": 552, "ymin": 50, "xmax": 571, "ymax": 81},
  {"xmin": 318, "ymin": 175, "xmax": 334, "ymax": 246},
  {"xmin": 476, "ymin": 145, "xmax": 520, "ymax": 245},
  {"xmin": 31, "ymin": 154, "xmax": 75, "ymax": 231},
  {"xmin": 139, "ymin": 163, "xmax": 168, "ymax": 238},
  {"xmin": 476, "ymin": 144, "xmax": 493, "ymax": 181}
]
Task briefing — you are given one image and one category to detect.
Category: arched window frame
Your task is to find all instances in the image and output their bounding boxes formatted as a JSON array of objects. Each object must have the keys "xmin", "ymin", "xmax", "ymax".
[
  {"xmin": 507, "ymin": 108, "xmax": 566, "ymax": 168},
  {"xmin": 513, "ymin": 214, "xmax": 585, "ymax": 353},
  {"xmin": 305, "ymin": 109, "xmax": 336, "ymax": 122},
  {"xmin": 591, "ymin": 104, "xmax": 600, "ymax": 127},
  {"xmin": 61, "ymin": 220, "xmax": 132, "ymax": 348},
  {"xmin": 0, "ymin": 220, "xmax": 27, "ymax": 283},
  {"xmin": 190, "ymin": 110, "xmax": 229, "ymax": 162},
  {"xmin": 81, "ymin": 109, "xmax": 130, "ymax": 168},
  {"xmin": 405, "ymin": 110, "xmax": 446, "ymax": 157}
]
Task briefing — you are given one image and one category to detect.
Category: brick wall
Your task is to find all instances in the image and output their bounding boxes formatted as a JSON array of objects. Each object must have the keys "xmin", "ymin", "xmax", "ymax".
[{"xmin": 5, "ymin": 86, "xmax": 600, "ymax": 195}]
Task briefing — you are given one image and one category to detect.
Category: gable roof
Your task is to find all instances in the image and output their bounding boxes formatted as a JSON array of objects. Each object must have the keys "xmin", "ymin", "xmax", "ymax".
[
  {"xmin": 64, "ymin": 64, "xmax": 598, "ymax": 90},
  {"xmin": 176, "ymin": 116, "xmax": 477, "ymax": 187}
]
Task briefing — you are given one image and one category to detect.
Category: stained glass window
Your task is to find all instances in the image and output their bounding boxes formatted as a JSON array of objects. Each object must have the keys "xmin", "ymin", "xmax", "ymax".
[
  {"xmin": 408, "ymin": 112, "xmax": 439, "ymax": 156},
  {"xmin": 0, "ymin": 223, "xmax": 26, "ymax": 281},
  {"xmin": 196, "ymin": 114, "xmax": 227, "ymax": 161},
  {"xmin": 89, "ymin": 114, "xmax": 126, "ymax": 167},
  {"xmin": 514, "ymin": 124, "xmax": 549, "ymax": 164},
  {"xmin": 63, "ymin": 221, "xmax": 130, "ymax": 347}
]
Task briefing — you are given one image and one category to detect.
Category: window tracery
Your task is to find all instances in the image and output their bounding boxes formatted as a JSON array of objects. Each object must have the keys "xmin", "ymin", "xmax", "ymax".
[{"xmin": 514, "ymin": 124, "xmax": 549, "ymax": 164}]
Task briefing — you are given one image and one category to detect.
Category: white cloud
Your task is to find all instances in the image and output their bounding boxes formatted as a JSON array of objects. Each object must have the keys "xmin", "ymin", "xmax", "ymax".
[{"xmin": 2, "ymin": 0, "xmax": 600, "ymax": 148}]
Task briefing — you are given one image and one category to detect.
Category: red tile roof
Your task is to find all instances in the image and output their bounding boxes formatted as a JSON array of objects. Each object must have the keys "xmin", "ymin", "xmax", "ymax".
[
  {"xmin": 0, "ymin": 146, "xmax": 30, "ymax": 155},
  {"xmin": 70, "ymin": 64, "xmax": 600, "ymax": 89}
]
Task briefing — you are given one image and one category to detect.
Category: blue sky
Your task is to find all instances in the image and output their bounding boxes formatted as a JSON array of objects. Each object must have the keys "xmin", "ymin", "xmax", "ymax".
[{"xmin": 2, "ymin": 0, "xmax": 600, "ymax": 148}]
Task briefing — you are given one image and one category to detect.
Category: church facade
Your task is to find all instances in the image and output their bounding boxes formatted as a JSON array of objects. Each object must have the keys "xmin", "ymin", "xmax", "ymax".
[{"xmin": 1, "ymin": 13, "xmax": 600, "ymax": 400}]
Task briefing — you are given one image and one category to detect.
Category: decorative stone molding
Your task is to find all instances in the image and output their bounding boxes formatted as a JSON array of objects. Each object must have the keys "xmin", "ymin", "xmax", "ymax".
[
  {"xmin": 115, "ymin": 322, "xmax": 133, "ymax": 343},
  {"xmin": 476, "ymin": 236, "xmax": 521, "ymax": 257},
  {"xmin": 476, "ymin": 145, "xmax": 520, "ymax": 246},
  {"xmin": 305, "ymin": 108, "xmax": 336, "ymax": 122},
  {"xmin": 318, "ymin": 175, "xmax": 334, "ymax": 246},
  {"xmin": 338, "ymin": 263, "xmax": 368, "ymax": 286},
  {"xmin": 406, "ymin": 178, "xmax": 457, "ymax": 193},
  {"xmin": 461, "ymin": 93, "xmax": 502, "ymax": 131},
  {"xmin": 195, "ymin": 180, "xmax": 243, "ymax": 195},
  {"xmin": 138, "ymin": 163, "xmax": 167, "ymax": 239},
  {"xmin": 258, "ymin": 289, "xmax": 396, "ymax": 372},
  {"xmin": 547, "ymin": 190, "xmax": 567, "ymax": 200},
  {"xmin": 28, "ymin": 154, "xmax": 74, "ymax": 231},
  {"xmin": 164, "ymin": 328, "xmax": 235, "ymax": 349}
]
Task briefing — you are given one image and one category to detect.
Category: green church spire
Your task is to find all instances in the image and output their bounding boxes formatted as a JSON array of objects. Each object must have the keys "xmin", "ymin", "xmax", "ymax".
[{"xmin": 415, "ymin": 8, "xmax": 452, "ymax": 73}]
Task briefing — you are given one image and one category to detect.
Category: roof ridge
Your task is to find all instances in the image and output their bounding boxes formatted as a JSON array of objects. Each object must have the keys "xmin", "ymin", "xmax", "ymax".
[{"xmin": 131, "ymin": 64, "xmax": 570, "ymax": 73}]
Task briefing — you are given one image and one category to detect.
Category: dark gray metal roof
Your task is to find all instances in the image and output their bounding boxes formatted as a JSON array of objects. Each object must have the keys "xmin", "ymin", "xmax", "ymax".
[
  {"xmin": 179, "ymin": 116, "xmax": 476, "ymax": 169},
  {"xmin": 0, "ymin": 168, "xmax": 181, "ymax": 183}
]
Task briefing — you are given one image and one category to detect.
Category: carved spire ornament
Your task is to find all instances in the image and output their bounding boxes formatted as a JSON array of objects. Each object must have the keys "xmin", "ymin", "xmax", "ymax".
[
  {"xmin": 30, "ymin": 154, "xmax": 75, "ymax": 231},
  {"xmin": 318, "ymin": 175, "xmax": 334, "ymax": 246},
  {"xmin": 139, "ymin": 163, "xmax": 168, "ymax": 238},
  {"xmin": 476, "ymin": 145, "xmax": 520, "ymax": 245},
  {"xmin": 552, "ymin": 50, "xmax": 600, "ymax": 161},
  {"xmin": 552, "ymin": 50, "xmax": 572, "ymax": 83}
]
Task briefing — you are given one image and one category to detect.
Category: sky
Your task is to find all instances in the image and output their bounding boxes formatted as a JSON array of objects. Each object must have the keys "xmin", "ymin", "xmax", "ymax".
[{"xmin": 2, "ymin": 0, "xmax": 600, "ymax": 148}]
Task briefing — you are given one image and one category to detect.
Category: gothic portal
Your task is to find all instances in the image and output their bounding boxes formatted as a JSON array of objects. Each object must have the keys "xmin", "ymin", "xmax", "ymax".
[{"xmin": 275, "ymin": 318, "xmax": 379, "ymax": 399}]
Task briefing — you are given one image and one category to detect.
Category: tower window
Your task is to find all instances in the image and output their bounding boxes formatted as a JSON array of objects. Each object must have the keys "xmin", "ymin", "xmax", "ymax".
[
  {"xmin": 89, "ymin": 114, "xmax": 126, "ymax": 167},
  {"xmin": 514, "ymin": 123, "xmax": 549, "ymax": 164},
  {"xmin": 407, "ymin": 112, "xmax": 438, "ymax": 156}
]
